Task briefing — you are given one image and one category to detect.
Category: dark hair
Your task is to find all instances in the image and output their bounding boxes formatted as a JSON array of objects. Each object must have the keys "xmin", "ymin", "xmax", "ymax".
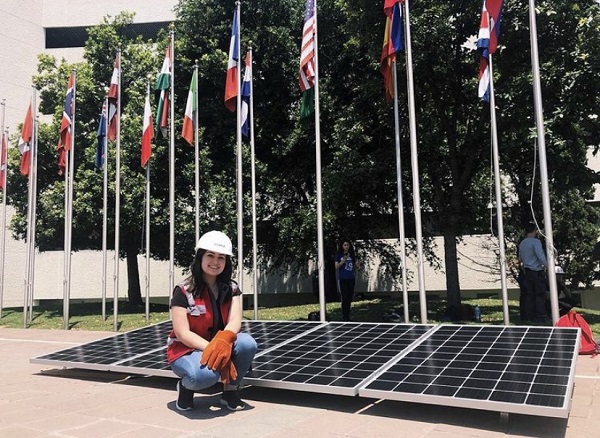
[
  {"xmin": 338, "ymin": 238, "xmax": 356, "ymax": 259},
  {"xmin": 525, "ymin": 222, "xmax": 537, "ymax": 234},
  {"xmin": 184, "ymin": 248, "xmax": 233, "ymax": 299}
]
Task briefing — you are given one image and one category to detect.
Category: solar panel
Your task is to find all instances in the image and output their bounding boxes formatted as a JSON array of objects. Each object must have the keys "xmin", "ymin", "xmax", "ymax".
[
  {"xmin": 31, "ymin": 320, "xmax": 324, "ymax": 378},
  {"xmin": 31, "ymin": 321, "xmax": 173, "ymax": 374},
  {"xmin": 245, "ymin": 322, "xmax": 433, "ymax": 396},
  {"xmin": 358, "ymin": 325, "xmax": 580, "ymax": 418},
  {"xmin": 30, "ymin": 320, "xmax": 579, "ymax": 418}
]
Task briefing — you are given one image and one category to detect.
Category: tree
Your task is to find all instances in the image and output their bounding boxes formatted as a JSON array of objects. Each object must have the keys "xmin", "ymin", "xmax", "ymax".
[{"xmin": 495, "ymin": 1, "xmax": 600, "ymax": 289}]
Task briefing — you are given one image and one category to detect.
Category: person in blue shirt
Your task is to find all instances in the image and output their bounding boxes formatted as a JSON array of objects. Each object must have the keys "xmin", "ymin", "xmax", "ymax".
[
  {"xmin": 518, "ymin": 222, "xmax": 550, "ymax": 323},
  {"xmin": 335, "ymin": 239, "xmax": 360, "ymax": 321}
]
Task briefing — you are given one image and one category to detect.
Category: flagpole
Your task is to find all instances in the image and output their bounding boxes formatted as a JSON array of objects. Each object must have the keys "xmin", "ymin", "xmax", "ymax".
[
  {"xmin": 310, "ymin": 1, "xmax": 326, "ymax": 321},
  {"xmin": 63, "ymin": 70, "xmax": 76, "ymax": 329},
  {"xmin": 67, "ymin": 72, "xmax": 76, "ymax": 325},
  {"xmin": 528, "ymin": 0, "xmax": 558, "ymax": 322},
  {"xmin": 486, "ymin": 55, "xmax": 509, "ymax": 325},
  {"xmin": 247, "ymin": 45, "xmax": 259, "ymax": 320},
  {"xmin": 22, "ymin": 89, "xmax": 37, "ymax": 326},
  {"xmin": 62, "ymin": 118, "xmax": 70, "ymax": 325},
  {"xmin": 29, "ymin": 110, "xmax": 39, "ymax": 324},
  {"xmin": 145, "ymin": 80, "xmax": 152, "ymax": 322},
  {"xmin": 113, "ymin": 47, "xmax": 122, "ymax": 331},
  {"xmin": 391, "ymin": 65, "xmax": 410, "ymax": 323},
  {"xmin": 0, "ymin": 101, "xmax": 7, "ymax": 318},
  {"xmin": 23, "ymin": 95, "xmax": 33, "ymax": 327},
  {"xmin": 403, "ymin": 0, "xmax": 427, "ymax": 322},
  {"xmin": 234, "ymin": 1, "xmax": 244, "ymax": 294},
  {"xmin": 101, "ymin": 96, "xmax": 108, "ymax": 320},
  {"xmin": 168, "ymin": 27, "xmax": 176, "ymax": 298},
  {"xmin": 193, "ymin": 61, "xmax": 200, "ymax": 245}
]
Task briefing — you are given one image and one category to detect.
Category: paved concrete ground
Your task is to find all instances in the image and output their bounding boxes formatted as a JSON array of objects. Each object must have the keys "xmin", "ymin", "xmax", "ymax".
[{"xmin": 1, "ymin": 327, "xmax": 599, "ymax": 438}]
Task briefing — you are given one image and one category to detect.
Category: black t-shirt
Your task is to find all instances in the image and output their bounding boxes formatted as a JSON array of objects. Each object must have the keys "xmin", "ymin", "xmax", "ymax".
[{"xmin": 170, "ymin": 286, "xmax": 190, "ymax": 309}]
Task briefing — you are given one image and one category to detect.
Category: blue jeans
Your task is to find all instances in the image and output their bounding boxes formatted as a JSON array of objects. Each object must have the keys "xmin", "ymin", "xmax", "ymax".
[{"xmin": 170, "ymin": 333, "xmax": 257, "ymax": 391}]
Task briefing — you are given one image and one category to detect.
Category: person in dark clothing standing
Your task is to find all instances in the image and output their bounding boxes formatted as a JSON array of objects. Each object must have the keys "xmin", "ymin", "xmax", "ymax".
[
  {"xmin": 335, "ymin": 239, "xmax": 360, "ymax": 321},
  {"xmin": 518, "ymin": 223, "xmax": 549, "ymax": 322}
]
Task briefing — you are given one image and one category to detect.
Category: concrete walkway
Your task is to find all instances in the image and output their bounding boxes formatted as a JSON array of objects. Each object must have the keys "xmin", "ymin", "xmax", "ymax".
[{"xmin": 1, "ymin": 327, "xmax": 599, "ymax": 437}]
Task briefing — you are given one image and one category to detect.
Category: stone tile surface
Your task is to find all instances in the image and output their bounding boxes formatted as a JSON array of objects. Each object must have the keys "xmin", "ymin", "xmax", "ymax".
[{"xmin": 1, "ymin": 327, "xmax": 599, "ymax": 438}]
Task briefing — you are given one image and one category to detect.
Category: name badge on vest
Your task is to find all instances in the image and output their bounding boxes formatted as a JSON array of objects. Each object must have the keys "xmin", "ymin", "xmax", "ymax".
[{"xmin": 189, "ymin": 304, "xmax": 207, "ymax": 316}]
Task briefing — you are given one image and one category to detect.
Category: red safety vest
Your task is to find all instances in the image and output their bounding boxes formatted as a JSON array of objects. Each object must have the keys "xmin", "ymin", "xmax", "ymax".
[{"xmin": 166, "ymin": 283, "xmax": 234, "ymax": 363}]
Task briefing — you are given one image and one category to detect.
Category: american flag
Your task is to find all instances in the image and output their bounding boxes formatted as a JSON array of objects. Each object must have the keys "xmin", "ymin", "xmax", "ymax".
[{"xmin": 299, "ymin": 0, "xmax": 316, "ymax": 92}]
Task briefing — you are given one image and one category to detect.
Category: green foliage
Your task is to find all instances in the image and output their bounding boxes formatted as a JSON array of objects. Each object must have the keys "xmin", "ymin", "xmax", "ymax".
[
  {"xmin": 2, "ymin": 298, "xmax": 600, "ymax": 338},
  {"xmin": 499, "ymin": 1, "xmax": 600, "ymax": 289}
]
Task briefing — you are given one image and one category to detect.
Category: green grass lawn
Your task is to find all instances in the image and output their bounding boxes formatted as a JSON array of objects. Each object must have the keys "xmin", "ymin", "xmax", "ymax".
[{"xmin": 1, "ymin": 296, "xmax": 599, "ymax": 337}]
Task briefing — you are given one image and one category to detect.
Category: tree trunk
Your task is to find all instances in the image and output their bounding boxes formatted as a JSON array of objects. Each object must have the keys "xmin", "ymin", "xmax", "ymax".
[
  {"xmin": 443, "ymin": 230, "xmax": 462, "ymax": 319},
  {"xmin": 125, "ymin": 240, "xmax": 143, "ymax": 306}
]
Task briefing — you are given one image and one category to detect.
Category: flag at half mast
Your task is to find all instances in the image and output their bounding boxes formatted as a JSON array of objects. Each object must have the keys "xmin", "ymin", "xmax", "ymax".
[
  {"xmin": 299, "ymin": 0, "xmax": 316, "ymax": 120},
  {"xmin": 155, "ymin": 42, "xmax": 172, "ymax": 137},
  {"xmin": 477, "ymin": 0, "xmax": 504, "ymax": 101}
]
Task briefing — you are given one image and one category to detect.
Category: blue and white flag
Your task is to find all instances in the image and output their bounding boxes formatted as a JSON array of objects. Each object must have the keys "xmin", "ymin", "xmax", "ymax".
[
  {"xmin": 241, "ymin": 51, "xmax": 252, "ymax": 138},
  {"xmin": 95, "ymin": 100, "xmax": 107, "ymax": 170}
]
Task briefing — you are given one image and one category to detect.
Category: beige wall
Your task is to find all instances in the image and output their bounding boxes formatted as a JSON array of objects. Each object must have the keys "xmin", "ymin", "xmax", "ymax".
[
  {"xmin": 0, "ymin": 0, "xmax": 176, "ymax": 130},
  {"xmin": 42, "ymin": 0, "xmax": 175, "ymax": 28},
  {"xmin": 0, "ymin": 0, "xmax": 45, "ymax": 131}
]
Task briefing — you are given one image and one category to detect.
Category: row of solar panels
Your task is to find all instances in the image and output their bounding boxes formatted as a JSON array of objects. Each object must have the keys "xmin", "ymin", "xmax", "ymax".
[{"xmin": 31, "ymin": 320, "xmax": 580, "ymax": 418}]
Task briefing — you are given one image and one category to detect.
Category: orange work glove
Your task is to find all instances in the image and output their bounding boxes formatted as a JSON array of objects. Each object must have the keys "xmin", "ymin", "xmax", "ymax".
[
  {"xmin": 200, "ymin": 330, "xmax": 237, "ymax": 370},
  {"xmin": 220, "ymin": 361, "xmax": 238, "ymax": 384}
]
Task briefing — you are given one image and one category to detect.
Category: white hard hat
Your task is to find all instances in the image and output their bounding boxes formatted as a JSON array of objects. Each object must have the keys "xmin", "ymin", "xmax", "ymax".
[
  {"xmin": 555, "ymin": 266, "xmax": 565, "ymax": 275},
  {"xmin": 196, "ymin": 231, "xmax": 233, "ymax": 256}
]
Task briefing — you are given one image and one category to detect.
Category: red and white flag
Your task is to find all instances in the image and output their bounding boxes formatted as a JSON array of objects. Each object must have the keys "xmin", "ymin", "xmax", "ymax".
[
  {"xmin": 18, "ymin": 104, "xmax": 33, "ymax": 176},
  {"xmin": 107, "ymin": 53, "xmax": 120, "ymax": 141},
  {"xmin": 141, "ymin": 84, "xmax": 154, "ymax": 167},
  {"xmin": 182, "ymin": 69, "xmax": 197, "ymax": 145}
]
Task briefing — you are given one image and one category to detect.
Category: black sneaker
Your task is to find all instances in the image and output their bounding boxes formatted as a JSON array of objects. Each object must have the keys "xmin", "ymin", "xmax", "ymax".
[
  {"xmin": 176, "ymin": 379, "xmax": 194, "ymax": 411},
  {"xmin": 220, "ymin": 390, "xmax": 246, "ymax": 411}
]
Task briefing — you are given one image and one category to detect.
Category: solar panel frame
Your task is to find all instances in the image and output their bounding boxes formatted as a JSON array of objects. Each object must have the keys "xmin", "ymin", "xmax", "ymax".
[{"xmin": 358, "ymin": 324, "xmax": 580, "ymax": 418}]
